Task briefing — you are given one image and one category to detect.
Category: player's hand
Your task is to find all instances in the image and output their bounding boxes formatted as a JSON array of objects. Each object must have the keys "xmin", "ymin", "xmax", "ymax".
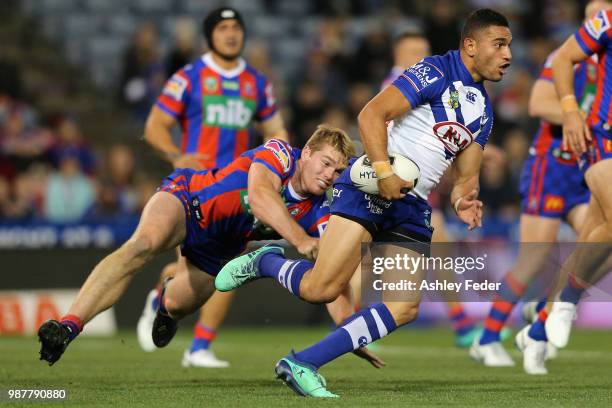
[
  {"xmin": 173, "ymin": 153, "xmax": 209, "ymax": 170},
  {"xmin": 377, "ymin": 174, "xmax": 413, "ymax": 200},
  {"xmin": 562, "ymin": 110, "xmax": 591, "ymax": 155},
  {"xmin": 353, "ymin": 346, "xmax": 386, "ymax": 369},
  {"xmin": 296, "ymin": 236, "xmax": 319, "ymax": 260},
  {"xmin": 454, "ymin": 189, "xmax": 483, "ymax": 231}
]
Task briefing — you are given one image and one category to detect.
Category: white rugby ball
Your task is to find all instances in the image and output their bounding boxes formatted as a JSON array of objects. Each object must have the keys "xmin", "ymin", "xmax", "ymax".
[{"xmin": 349, "ymin": 153, "xmax": 420, "ymax": 195}]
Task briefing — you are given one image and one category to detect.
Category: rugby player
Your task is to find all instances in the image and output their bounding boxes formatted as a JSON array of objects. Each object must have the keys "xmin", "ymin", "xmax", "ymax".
[
  {"xmin": 215, "ymin": 9, "xmax": 512, "ymax": 397},
  {"xmin": 37, "ymin": 126, "xmax": 387, "ymax": 370},
  {"xmin": 524, "ymin": 1, "xmax": 612, "ymax": 367},
  {"xmin": 140, "ymin": 7, "xmax": 288, "ymax": 367},
  {"xmin": 471, "ymin": 1, "xmax": 610, "ymax": 375},
  {"xmin": 381, "ymin": 32, "xmax": 483, "ymax": 348}
]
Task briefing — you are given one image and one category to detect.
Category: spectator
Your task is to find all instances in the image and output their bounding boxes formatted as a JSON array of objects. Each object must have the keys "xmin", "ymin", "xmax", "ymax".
[
  {"xmin": 119, "ymin": 22, "xmax": 165, "ymax": 121},
  {"xmin": 44, "ymin": 154, "xmax": 95, "ymax": 222},
  {"xmin": 49, "ymin": 116, "xmax": 95, "ymax": 175},
  {"xmin": 165, "ymin": 18, "xmax": 199, "ymax": 79}
]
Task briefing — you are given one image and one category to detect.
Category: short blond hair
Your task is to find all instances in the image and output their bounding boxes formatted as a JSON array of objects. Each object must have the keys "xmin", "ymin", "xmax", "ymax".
[{"xmin": 305, "ymin": 124, "xmax": 355, "ymax": 161}]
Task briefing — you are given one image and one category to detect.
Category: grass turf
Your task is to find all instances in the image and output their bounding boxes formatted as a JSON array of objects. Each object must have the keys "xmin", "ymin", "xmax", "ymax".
[{"xmin": 1, "ymin": 327, "xmax": 611, "ymax": 407}]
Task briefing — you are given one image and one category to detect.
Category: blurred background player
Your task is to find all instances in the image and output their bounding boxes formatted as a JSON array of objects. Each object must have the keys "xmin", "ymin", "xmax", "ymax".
[
  {"xmin": 470, "ymin": 1, "xmax": 608, "ymax": 374},
  {"xmin": 523, "ymin": 1, "xmax": 612, "ymax": 371},
  {"xmin": 38, "ymin": 127, "xmax": 383, "ymax": 368},
  {"xmin": 139, "ymin": 7, "xmax": 288, "ymax": 367}
]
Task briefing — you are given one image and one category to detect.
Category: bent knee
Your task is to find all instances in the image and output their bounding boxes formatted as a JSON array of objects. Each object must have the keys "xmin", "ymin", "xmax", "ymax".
[
  {"xmin": 300, "ymin": 280, "xmax": 343, "ymax": 304},
  {"xmin": 391, "ymin": 303, "xmax": 420, "ymax": 326}
]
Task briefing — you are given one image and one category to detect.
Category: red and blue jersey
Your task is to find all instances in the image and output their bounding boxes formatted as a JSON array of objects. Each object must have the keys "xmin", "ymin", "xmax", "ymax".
[
  {"xmin": 574, "ymin": 10, "xmax": 612, "ymax": 134},
  {"xmin": 156, "ymin": 52, "xmax": 278, "ymax": 169},
  {"xmin": 158, "ymin": 139, "xmax": 329, "ymax": 274},
  {"xmin": 531, "ymin": 51, "xmax": 598, "ymax": 156}
]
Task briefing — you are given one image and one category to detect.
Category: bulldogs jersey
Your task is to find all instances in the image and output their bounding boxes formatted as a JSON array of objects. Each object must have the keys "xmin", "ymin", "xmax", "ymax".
[
  {"xmin": 156, "ymin": 52, "xmax": 278, "ymax": 169},
  {"xmin": 389, "ymin": 50, "xmax": 493, "ymax": 199}
]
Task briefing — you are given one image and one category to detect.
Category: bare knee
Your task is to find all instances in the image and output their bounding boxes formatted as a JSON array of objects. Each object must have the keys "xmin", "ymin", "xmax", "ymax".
[
  {"xmin": 300, "ymin": 279, "xmax": 343, "ymax": 304},
  {"xmin": 387, "ymin": 303, "xmax": 420, "ymax": 326}
]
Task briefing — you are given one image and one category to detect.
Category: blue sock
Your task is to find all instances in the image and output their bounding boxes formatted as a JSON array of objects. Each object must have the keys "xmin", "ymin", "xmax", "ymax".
[
  {"xmin": 189, "ymin": 323, "xmax": 216, "ymax": 352},
  {"xmin": 535, "ymin": 299, "xmax": 546, "ymax": 314},
  {"xmin": 293, "ymin": 303, "xmax": 397, "ymax": 369},
  {"xmin": 528, "ymin": 309, "xmax": 548, "ymax": 341},
  {"xmin": 258, "ymin": 253, "xmax": 313, "ymax": 298},
  {"xmin": 559, "ymin": 274, "xmax": 586, "ymax": 305},
  {"xmin": 151, "ymin": 292, "xmax": 159, "ymax": 312}
]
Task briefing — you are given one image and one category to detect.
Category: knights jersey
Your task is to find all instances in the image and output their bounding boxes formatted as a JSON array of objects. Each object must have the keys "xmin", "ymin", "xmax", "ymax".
[
  {"xmin": 531, "ymin": 51, "xmax": 598, "ymax": 156},
  {"xmin": 165, "ymin": 139, "xmax": 329, "ymax": 242},
  {"xmin": 574, "ymin": 9, "xmax": 612, "ymax": 134},
  {"xmin": 390, "ymin": 50, "xmax": 493, "ymax": 199},
  {"xmin": 156, "ymin": 52, "xmax": 278, "ymax": 169}
]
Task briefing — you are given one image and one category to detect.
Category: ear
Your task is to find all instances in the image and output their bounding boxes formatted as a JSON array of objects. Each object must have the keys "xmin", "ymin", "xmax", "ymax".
[
  {"xmin": 463, "ymin": 37, "xmax": 477, "ymax": 57},
  {"xmin": 301, "ymin": 145, "xmax": 312, "ymax": 160}
]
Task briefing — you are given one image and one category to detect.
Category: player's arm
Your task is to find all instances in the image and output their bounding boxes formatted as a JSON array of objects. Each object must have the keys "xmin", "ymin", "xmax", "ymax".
[
  {"xmin": 528, "ymin": 79, "xmax": 563, "ymax": 125},
  {"xmin": 552, "ymin": 35, "xmax": 592, "ymax": 153},
  {"xmin": 357, "ymin": 85, "xmax": 413, "ymax": 200},
  {"xmin": 144, "ymin": 106, "xmax": 206, "ymax": 169},
  {"xmin": 260, "ymin": 112, "xmax": 289, "ymax": 142},
  {"xmin": 450, "ymin": 143, "xmax": 484, "ymax": 230},
  {"xmin": 248, "ymin": 163, "xmax": 318, "ymax": 259}
]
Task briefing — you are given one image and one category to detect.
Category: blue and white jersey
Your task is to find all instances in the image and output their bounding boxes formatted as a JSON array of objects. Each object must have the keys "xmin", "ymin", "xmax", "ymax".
[{"xmin": 389, "ymin": 50, "xmax": 493, "ymax": 199}]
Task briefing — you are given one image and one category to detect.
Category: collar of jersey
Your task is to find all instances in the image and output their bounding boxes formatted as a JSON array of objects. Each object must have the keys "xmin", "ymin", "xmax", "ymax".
[
  {"xmin": 287, "ymin": 180, "xmax": 308, "ymax": 201},
  {"xmin": 201, "ymin": 52, "xmax": 246, "ymax": 77}
]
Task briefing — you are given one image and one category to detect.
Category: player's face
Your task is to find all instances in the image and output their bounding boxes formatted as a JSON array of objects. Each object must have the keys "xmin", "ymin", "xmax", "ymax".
[
  {"xmin": 212, "ymin": 19, "xmax": 244, "ymax": 60},
  {"xmin": 300, "ymin": 144, "xmax": 347, "ymax": 195},
  {"xmin": 472, "ymin": 26, "xmax": 512, "ymax": 82}
]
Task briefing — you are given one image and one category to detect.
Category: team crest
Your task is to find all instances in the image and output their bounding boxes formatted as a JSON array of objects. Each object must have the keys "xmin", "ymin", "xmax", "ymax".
[
  {"xmin": 204, "ymin": 76, "xmax": 218, "ymax": 92},
  {"xmin": 586, "ymin": 10, "xmax": 610, "ymax": 39},
  {"xmin": 243, "ymin": 82, "xmax": 255, "ymax": 97},
  {"xmin": 448, "ymin": 90, "xmax": 460, "ymax": 109}
]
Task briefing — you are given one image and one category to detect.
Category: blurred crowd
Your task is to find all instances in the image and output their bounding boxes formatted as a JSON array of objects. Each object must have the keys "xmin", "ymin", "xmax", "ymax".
[
  {"xmin": 1, "ymin": 0, "xmax": 591, "ymax": 231},
  {"xmin": 0, "ymin": 61, "xmax": 158, "ymax": 223}
]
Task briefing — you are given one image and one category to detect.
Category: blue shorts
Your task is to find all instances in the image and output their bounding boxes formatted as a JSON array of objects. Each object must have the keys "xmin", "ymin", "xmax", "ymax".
[
  {"xmin": 330, "ymin": 159, "xmax": 433, "ymax": 244},
  {"xmin": 158, "ymin": 168, "xmax": 247, "ymax": 275},
  {"xmin": 584, "ymin": 128, "xmax": 612, "ymax": 166},
  {"xmin": 519, "ymin": 147, "xmax": 590, "ymax": 219}
]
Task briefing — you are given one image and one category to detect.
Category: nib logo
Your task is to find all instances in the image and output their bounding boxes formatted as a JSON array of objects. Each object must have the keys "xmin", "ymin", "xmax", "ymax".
[{"xmin": 204, "ymin": 95, "xmax": 255, "ymax": 128}]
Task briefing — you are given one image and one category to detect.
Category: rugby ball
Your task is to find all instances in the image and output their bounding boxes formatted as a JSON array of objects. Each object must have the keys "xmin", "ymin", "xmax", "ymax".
[{"xmin": 349, "ymin": 153, "xmax": 420, "ymax": 195}]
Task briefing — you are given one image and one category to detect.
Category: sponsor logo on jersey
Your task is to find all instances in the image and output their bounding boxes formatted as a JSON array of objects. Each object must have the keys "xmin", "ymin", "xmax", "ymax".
[
  {"xmin": 543, "ymin": 195, "xmax": 565, "ymax": 212},
  {"xmin": 405, "ymin": 61, "xmax": 444, "ymax": 92},
  {"xmin": 163, "ymin": 74, "xmax": 188, "ymax": 100},
  {"xmin": 244, "ymin": 81, "xmax": 256, "ymax": 97},
  {"xmin": 466, "ymin": 91, "xmax": 477, "ymax": 103},
  {"xmin": 204, "ymin": 76, "xmax": 219, "ymax": 92},
  {"xmin": 264, "ymin": 139, "xmax": 292, "ymax": 172},
  {"xmin": 433, "ymin": 121, "xmax": 474, "ymax": 156},
  {"xmin": 586, "ymin": 10, "xmax": 610, "ymax": 39},
  {"xmin": 203, "ymin": 95, "xmax": 255, "ymax": 128},
  {"xmin": 448, "ymin": 90, "xmax": 460, "ymax": 109},
  {"xmin": 222, "ymin": 80, "xmax": 239, "ymax": 91},
  {"xmin": 264, "ymin": 83, "xmax": 276, "ymax": 106}
]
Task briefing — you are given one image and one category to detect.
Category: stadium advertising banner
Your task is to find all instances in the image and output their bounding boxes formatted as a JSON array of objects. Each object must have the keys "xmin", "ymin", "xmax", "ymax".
[{"xmin": 0, "ymin": 290, "xmax": 116, "ymax": 336}]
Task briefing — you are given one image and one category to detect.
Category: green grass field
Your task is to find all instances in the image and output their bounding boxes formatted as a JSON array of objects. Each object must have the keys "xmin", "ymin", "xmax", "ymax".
[{"xmin": 1, "ymin": 327, "xmax": 611, "ymax": 407}]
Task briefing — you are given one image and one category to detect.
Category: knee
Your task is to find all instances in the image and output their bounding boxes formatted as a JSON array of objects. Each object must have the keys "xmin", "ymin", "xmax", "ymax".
[
  {"xmin": 300, "ymin": 280, "xmax": 342, "ymax": 304},
  {"xmin": 392, "ymin": 303, "xmax": 420, "ymax": 326}
]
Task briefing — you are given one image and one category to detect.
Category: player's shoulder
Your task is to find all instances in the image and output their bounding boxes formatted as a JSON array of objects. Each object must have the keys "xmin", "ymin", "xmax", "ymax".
[
  {"xmin": 584, "ymin": 9, "xmax": 612, "ymax": 39},
  {"xmin": 256, "ymin": 139, "xmax": 299, "ymax": 173},
  {"xmin": 172, "ymin": 57, "xmax": 205, "ymax": 81}
]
